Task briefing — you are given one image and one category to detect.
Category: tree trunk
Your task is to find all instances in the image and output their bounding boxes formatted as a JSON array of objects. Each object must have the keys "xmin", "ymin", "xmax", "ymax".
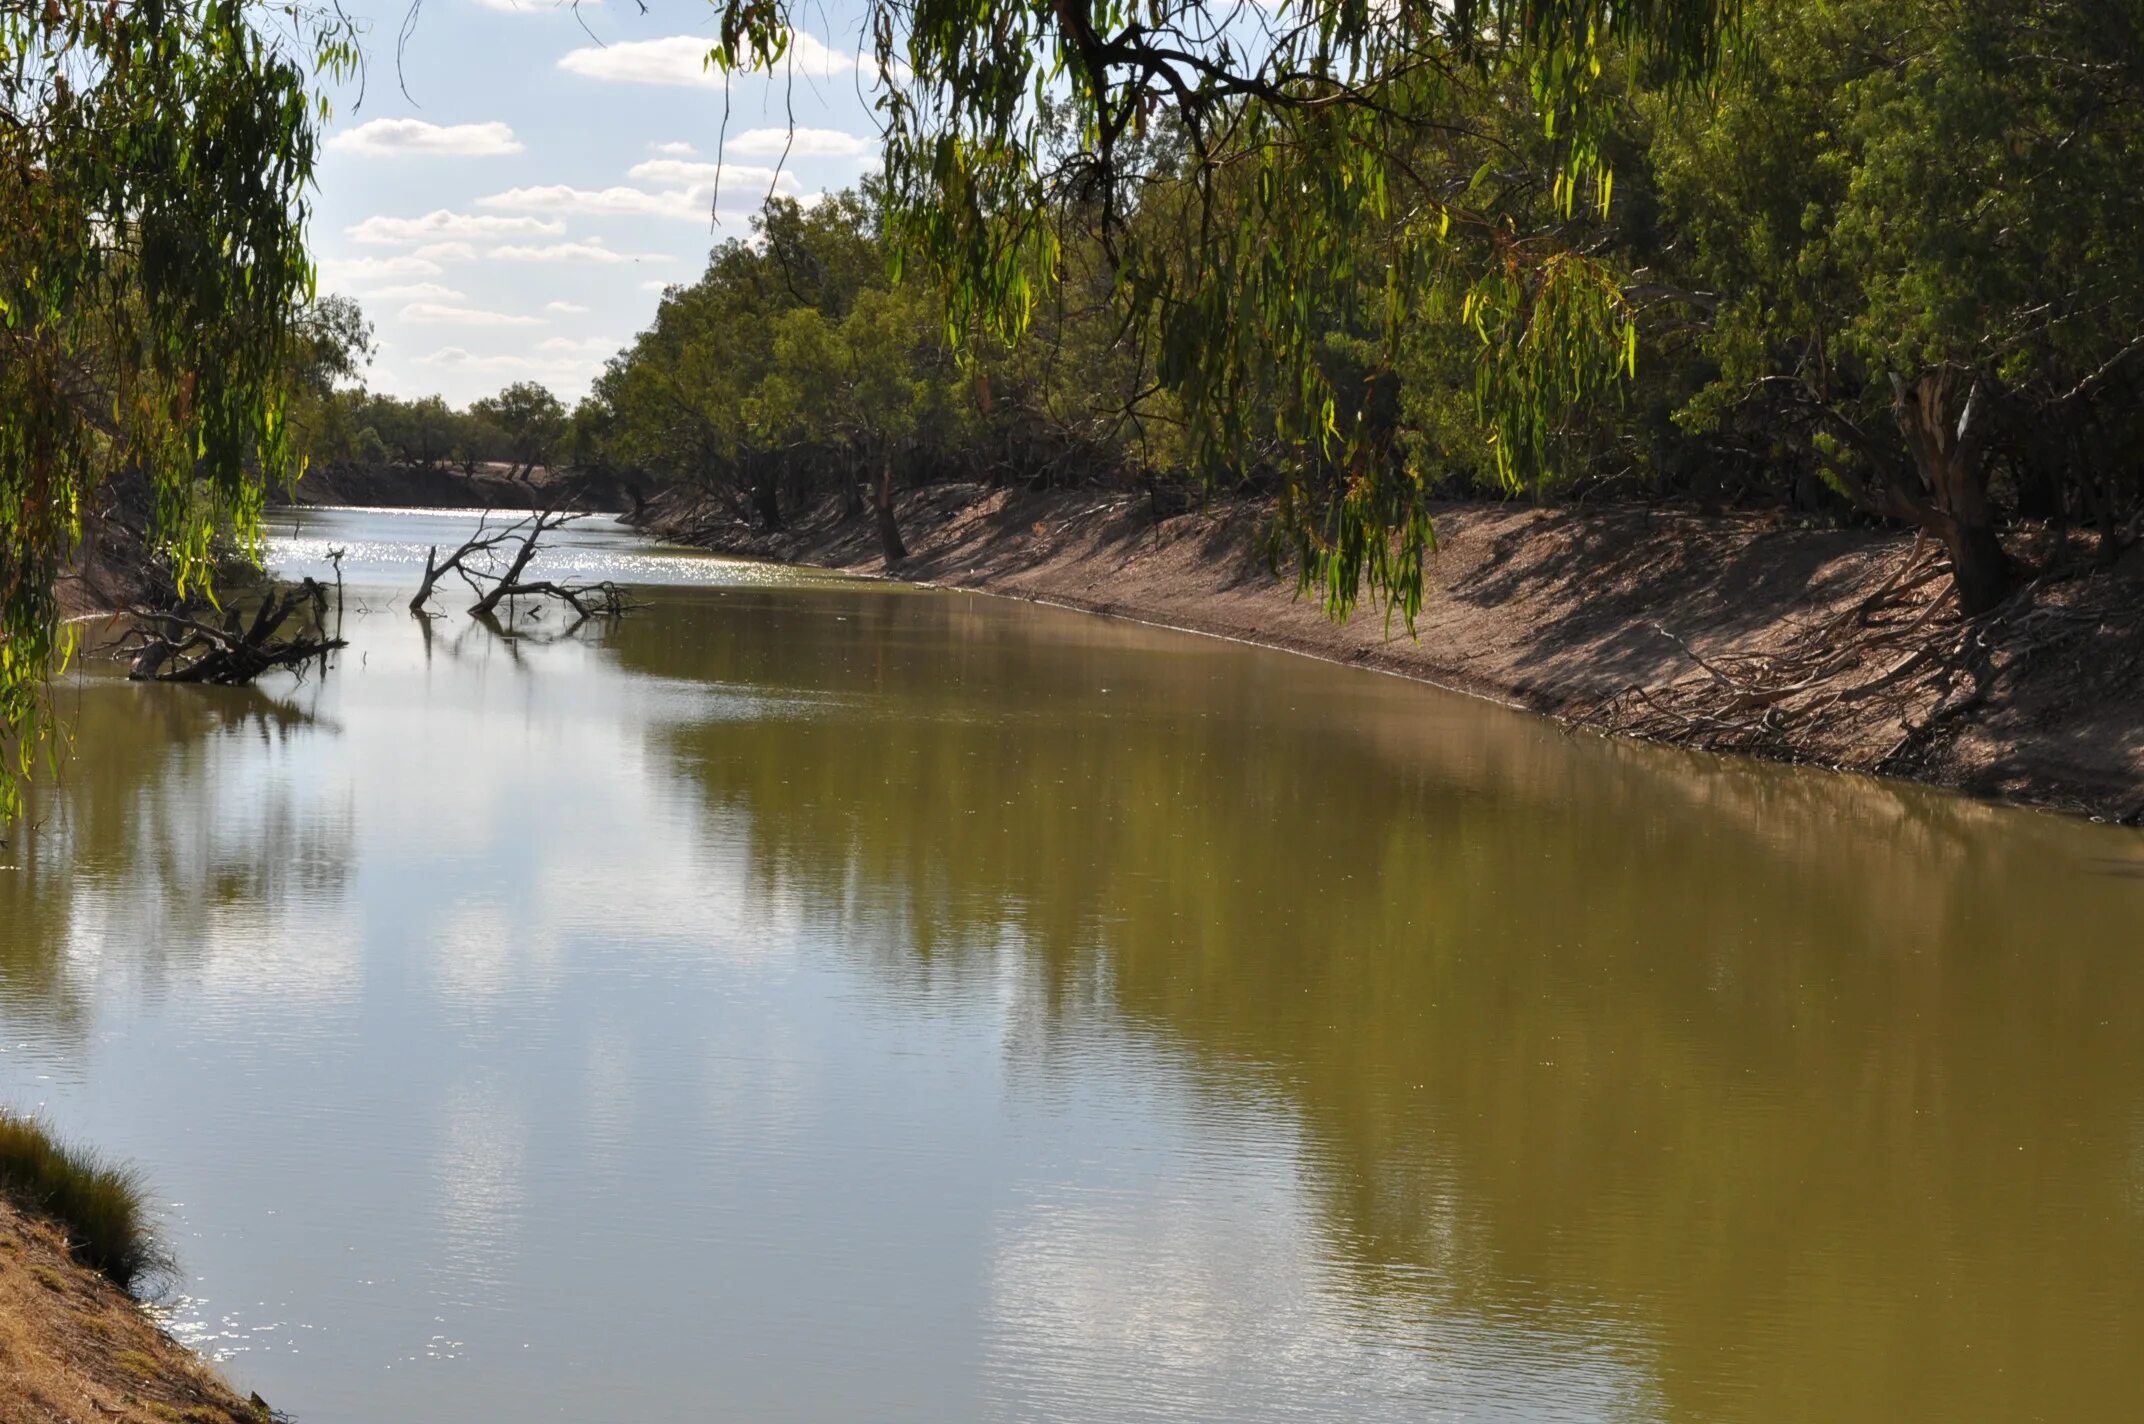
[
  {"xmin": 1931, "ymin": 509, "xmax": 2015, "ymax": 615},
  {"xmin": 752, "ymin": 459, "xmax": 784, "ymax": 532},
  {"xmin": 841, "ymin": 465, "xmax": 865, "ymax": 520},
  {"xmin": 873, "ymin": 449, "xmax": 906, "ymax": 564},
  {"xmin": 1891, "ymin": 371, "xmax": 2016, "ymax": 615}
]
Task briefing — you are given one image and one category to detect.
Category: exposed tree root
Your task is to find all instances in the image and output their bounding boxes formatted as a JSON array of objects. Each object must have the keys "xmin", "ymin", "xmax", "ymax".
[{"xmin": 1579, "ymin": 541, "xmax": 2140, "ymax": 777}]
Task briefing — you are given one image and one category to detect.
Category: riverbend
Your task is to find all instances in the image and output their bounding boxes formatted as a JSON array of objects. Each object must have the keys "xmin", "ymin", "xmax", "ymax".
[{"xmin": 6, "ymin": 506, "xmax": 2144, "ymax": 1423}]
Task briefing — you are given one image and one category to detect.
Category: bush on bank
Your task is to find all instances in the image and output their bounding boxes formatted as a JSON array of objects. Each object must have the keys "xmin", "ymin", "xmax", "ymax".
[{"xmin": 0, "ymin": 1112, "xmax": 171, "ymax": 1293}]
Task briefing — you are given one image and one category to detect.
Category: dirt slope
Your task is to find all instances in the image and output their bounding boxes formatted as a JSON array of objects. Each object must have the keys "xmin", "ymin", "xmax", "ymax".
[{"xmin": 0, "ymin": 1200, "xmax": 266, "ymax": 1424}]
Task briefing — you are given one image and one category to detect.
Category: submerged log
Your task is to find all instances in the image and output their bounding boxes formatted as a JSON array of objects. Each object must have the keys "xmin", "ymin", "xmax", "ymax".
[{"xmin": 120, "ymin": 581, "xmax": 347, "ymax": 684}]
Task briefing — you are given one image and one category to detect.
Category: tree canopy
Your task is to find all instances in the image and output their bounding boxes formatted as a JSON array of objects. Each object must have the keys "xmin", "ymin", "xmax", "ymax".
[
  {"xmin": 1, "ymin": 0, "xmax": 353, "ymax": 813},
  {"xmin": 701, "ymin": 0, "xmax": 1741, "ymax": 619}
]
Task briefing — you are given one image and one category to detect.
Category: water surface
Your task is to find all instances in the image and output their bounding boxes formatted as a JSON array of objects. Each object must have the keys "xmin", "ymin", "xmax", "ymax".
[{"xmin": 4, "ymin": 505, "xmax": 2142, "ymax": 1422}]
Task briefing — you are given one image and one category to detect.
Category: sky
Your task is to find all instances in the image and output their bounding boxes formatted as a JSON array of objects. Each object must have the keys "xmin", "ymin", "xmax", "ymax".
[{"xmin": 308, "ymin": 1, "xmax": 887, "ymax": 407}]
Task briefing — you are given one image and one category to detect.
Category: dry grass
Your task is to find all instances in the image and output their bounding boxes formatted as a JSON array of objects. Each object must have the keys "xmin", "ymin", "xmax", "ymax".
[
  {"xmin": 0, "ymin": 1120, "xmax": 268, "ymax": 1424},
  {"xmin": 0, "ymin": 1197, "xmax": 268, "ymax": 1424}
]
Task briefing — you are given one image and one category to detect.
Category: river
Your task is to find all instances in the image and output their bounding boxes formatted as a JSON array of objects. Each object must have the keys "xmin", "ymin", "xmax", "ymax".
[{"xmin": 3, "ymin": 505, "xmax": 2142, "ymax": 1422}]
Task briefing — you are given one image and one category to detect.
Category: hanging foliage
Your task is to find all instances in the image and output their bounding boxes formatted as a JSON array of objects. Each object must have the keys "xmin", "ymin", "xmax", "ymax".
[
  {"xmin": 702, "ymin": 0, "xmax": 1739, "ymax": 621},
  {"xmin": 0, "ymin": 0, "xmax": 356, "ymax": 815}
]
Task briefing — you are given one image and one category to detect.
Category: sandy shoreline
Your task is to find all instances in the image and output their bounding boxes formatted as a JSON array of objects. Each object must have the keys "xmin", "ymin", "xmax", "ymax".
[{"xmin": 632, "ymin": 482, "xmax": 2144, "ymax": 824}]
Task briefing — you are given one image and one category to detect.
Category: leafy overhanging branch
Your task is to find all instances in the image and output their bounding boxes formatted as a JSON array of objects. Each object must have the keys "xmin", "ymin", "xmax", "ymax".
[
  {"xmin": 704, "ymin": 0, "xmax": 1738, "ymax": 624},
  {"xmin": 0, "ymin": 0, "xmax": 358, "ymax": 815}
]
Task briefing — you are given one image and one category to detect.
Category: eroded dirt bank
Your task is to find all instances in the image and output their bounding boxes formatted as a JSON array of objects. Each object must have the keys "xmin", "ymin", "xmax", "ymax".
[
  {"xmin": 634, "ymin": 483, "xmax": 2144, "ymax": 823},
  {"xmin": 0, "ymin": 1200, "xmax": 267, "ymax": 1424}
]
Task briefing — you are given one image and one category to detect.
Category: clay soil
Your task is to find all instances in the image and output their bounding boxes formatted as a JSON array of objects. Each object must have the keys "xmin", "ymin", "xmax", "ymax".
[{"xmin": 635, "ymin": 482, "xmax": 2144, "ymax": 823}]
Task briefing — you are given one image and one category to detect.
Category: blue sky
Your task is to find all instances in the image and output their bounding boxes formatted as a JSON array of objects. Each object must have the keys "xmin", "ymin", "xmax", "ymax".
[{"xmin": 310, "ymin": 1, "xmax": 886, "ymax": 406}]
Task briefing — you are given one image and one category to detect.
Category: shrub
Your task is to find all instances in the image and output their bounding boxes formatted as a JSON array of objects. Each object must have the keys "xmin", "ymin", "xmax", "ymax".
[{"xmin": 0, "ymin": 1112, "xmax": 172, "ymax": 1293}]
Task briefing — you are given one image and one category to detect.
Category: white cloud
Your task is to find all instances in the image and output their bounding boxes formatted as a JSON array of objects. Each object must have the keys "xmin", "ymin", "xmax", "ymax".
[
  {"xmin": 348, "ymin": 210, "xmax": 565, "ymax": 246},
  {"xmin": 400, "ymin": 302, "xmax": 547, "ymax": 327},
  {"xmin": 318, "ymin": 254, "xmax": 445, "ymax": 284},
  {"xmin": 413, "ymin": 240, "xmax": 479, "ymax": 263},
  {"xmin": 327, "ymin": 118, "xmax": 522, "ymax": 157},
  {"xmin": 469, "ymin": 0, "xmax": 601, "ymax": 9},
  {"xmin": 415, "ymin": 347, "xmax": 604, "ymax": 385},
  {"xmin": 535, "ymin": 335, "xmax": 621, "ymax": 354},
  {"xmin": 725, "ymin": 126, "xmax": 871, "ymax": 159},
  {"xmin": 624, "ymin": 159, "xmax": 801, "ymax": 194},
  {"xmin": 362, "ymin": 282, "xmax": 469, "ymax": 302},
  {"xmin": 477, "ymin": 183, "xmax": 711, "ymax": 221},
  {"xmin": 640, "ymin": 279, "xmax": 674, "ymax": 293},
  {"xmin": 557, "ymin": 34, "xmax": 716, "ymax": 87},
  {"xmin": 652, "ymin": 140, "xmax": 697, "ymax": 157},
  {"xmin": 557, "ymin": 30, "xmax": 858, "ymax": 87},
  {"xmin": 487, "ymin": 238, "xmax": 671, "ymax": 264},
  {"xmin": 544, "ymin": 300, "xmax": 590, "ymax": 314}
]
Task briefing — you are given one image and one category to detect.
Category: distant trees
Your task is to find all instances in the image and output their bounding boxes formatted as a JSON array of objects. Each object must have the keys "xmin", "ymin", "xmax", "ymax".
[
  {"xmin": 295, "ymin": 366, "xmax": 575, "ymax": 482},
  {"xmin": 592, "ymin": 194, "xmax": 974, "ymax": 561},
  {"xmin": 470, "ymin": 382, "xmax": 569, "ymax": 480}
]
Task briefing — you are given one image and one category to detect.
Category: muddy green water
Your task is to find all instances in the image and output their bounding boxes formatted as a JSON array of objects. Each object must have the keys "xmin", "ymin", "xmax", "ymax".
[{"xmin": 4, "ymin": 506, "xmax": 2143, "ymax": 1422}]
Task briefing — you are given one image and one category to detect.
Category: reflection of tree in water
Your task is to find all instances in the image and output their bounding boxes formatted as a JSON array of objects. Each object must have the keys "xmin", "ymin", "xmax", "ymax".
[
  {"xmin": 0, "ymin": 679, "xmax": 350, "ymax": 1045},
  {"xmin": 413, "ymin": 601, "xmax": 627, "ymax": 671},
  {"xmin": 610, "ymin": 586, "xmax": 2144, "ymax": 1422}
]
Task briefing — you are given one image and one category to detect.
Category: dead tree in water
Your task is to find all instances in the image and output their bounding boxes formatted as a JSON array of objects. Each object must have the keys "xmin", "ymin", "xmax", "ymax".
[
  {"xmin": 408, "ymin": 520, "xmax": 516, "ymax": 613},
  {"xmin": 408, "ymin": 506, "xmax": 632, "ymax": 620},
  {"xmin": 119, "ymin": 581, "xmax": 347, "ymax": 683}
]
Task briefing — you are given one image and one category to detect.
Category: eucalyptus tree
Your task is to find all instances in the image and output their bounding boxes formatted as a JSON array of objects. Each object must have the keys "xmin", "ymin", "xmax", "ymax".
[
  {"xmin": 1653, "ymin": 0, "xmax": 2144, "ymax": 610},
  {"xmin": 470, "ymin": 381, "xmax": 570, "ymax": 479},
  {"xmin": 1, "ymin": 0, "xmax": 354, "ymax": 813},
  {"xmin": 706, "ymin": 0, "xmax": 1739, "ymax": 621},
  {"xmin": 599, "ymin": 193, "xmax": 893, "ymax": 529}
]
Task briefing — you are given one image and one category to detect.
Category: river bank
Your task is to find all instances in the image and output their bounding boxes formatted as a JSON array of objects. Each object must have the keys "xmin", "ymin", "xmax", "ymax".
[
  {"xmin": 633, "ymin": 483, "xmax": 2144, "ymax": 823},
  {"xmin": 0, "ymin": 1197, "xmax": 265, "ymax": 1424}
]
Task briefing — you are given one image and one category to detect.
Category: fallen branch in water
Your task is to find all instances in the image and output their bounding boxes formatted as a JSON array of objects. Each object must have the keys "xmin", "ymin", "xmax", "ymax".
[
  {"xmin": 409, "ymin": 505, "xmax": 634, "ymax": 620},
  {"xmin": 116, "ymin": 581, "xmax": 346, "ymax": 684}
]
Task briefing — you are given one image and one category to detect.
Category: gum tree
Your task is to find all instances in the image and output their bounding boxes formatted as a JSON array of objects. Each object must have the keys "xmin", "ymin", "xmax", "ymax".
[
  {"xmin": 1, "ymin": 0, "xmax": 354, "ymax": 813},
  {"xmin": 471, "ymin": 381, "xmax": 571, "ymax": 480},
  {"xmin": 705, "ymin": 0, "xmax": 1740, "ymax": 621},
  {"xmin": 1654, "ymin": 0, "xmax": 2144, "ymax": 611}
]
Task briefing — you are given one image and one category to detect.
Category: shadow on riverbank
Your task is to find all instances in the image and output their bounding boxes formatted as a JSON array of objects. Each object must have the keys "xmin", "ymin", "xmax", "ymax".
[{"xmin": 631, "ymin": 483, "xmax": 2144, "ymax": 821}]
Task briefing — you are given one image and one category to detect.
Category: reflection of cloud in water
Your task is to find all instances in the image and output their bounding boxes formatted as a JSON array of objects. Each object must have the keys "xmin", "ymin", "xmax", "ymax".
[
  {"xmin": 191, "ymin": 910, "xmax": 361, "ymax": 1006},
  {"xmin": 431, "ymin": 1079, "xmax": 529, "ymax": 1309},
  {"xmin": 981, "ymin": 1049, "xmax": 1657, "ymax": 1423},
  {"xmin": 432, "ymin": 898, "xmax": 556, "ymax": 1004}
]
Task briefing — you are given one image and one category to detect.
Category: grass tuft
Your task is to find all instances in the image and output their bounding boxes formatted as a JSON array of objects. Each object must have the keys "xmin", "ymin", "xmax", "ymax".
[
  {"xmin": 0, "ymin": 1111, "xmax": 172, "ymax": 1293},
  {"xmin": 113, "ymin": 1348, "xmax": 161, "ymax": 1378}
]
